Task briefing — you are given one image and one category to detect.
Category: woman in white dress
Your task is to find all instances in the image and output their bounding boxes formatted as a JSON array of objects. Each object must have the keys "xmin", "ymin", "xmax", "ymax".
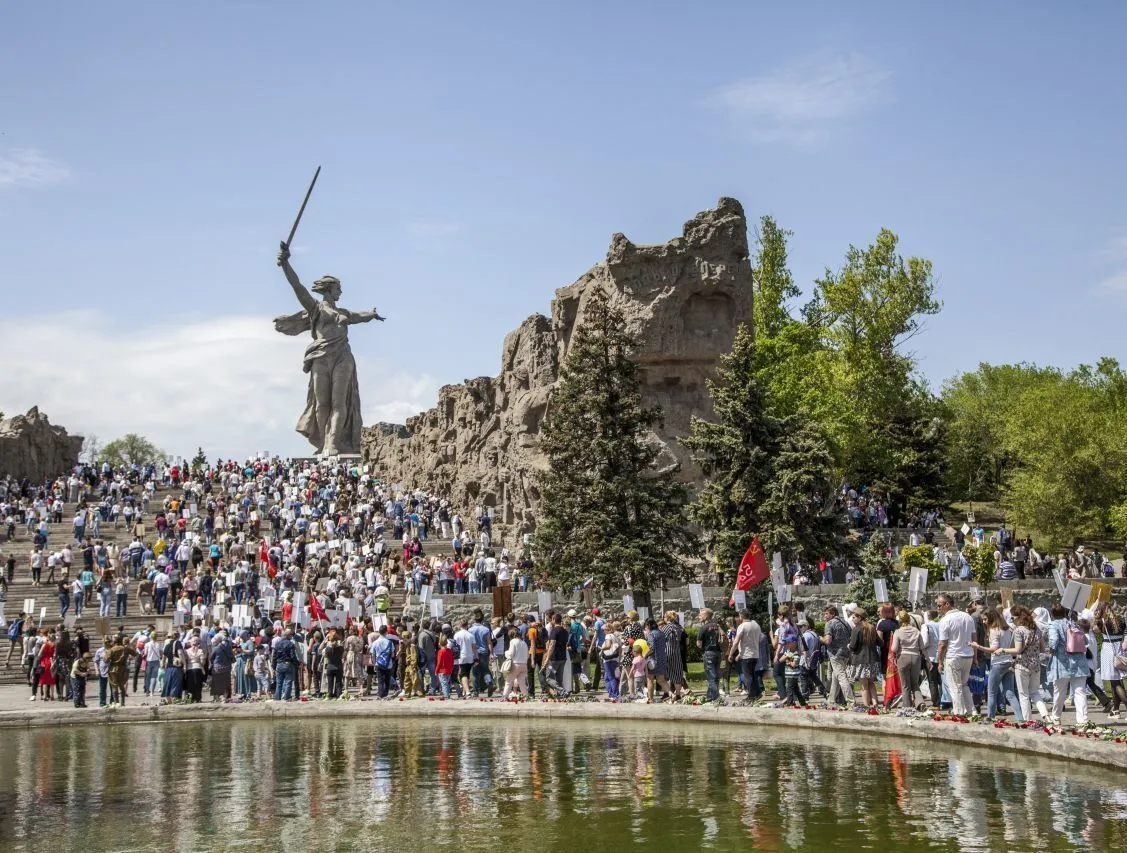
[{"xmin": 1095, "ymin": 602, "xmax": 1127, "ymax": 717}]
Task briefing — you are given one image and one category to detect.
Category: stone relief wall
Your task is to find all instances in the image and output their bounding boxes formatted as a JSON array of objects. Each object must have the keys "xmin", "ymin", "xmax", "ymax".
[
  {"xmin": 362, "ymin": 198, "xmax": 753, "ymax": 544},
  {"xmin": 0, "ymin": 407, "xmax": 83, "ymax": 483}
]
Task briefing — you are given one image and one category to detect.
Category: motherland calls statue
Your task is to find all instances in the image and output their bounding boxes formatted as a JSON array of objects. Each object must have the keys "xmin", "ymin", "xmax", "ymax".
[
  {"xmin": 274, "ymin": 242, "xmax": 384, "ymax": 457},
  {"xmin": 271, "ymin": 168, "xmax": 384, "ymax": 457}
]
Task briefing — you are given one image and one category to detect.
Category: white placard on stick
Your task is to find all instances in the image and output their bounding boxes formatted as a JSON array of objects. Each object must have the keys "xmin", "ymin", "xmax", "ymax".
[
  {"xmin": 328, "ymin": 609, "xmax": 347, "ymax": 628},
  {"xmin": 418, "ymin": 584, "xmax": 432, "ymax": 606},
  {"xmin": 1061, "ymin": 581, "xmax": 1091, "ymax": 613},
  {"xmin": 429, "ymin": 598, "xmax": 445, "ymax": 618},
  {"xmin": 677, "ymin": 611, "xmax": 687, "ymax": 628},
  {"xmin": 23, "ymin": 599, "xmax": 35, "ymax": 616},
  {"xmin": 1052, "ymin": 569, "xmax": 1066, "ymax": 597},
  {"xmin": 622, "ymin": 595, "xmax": 634, "ymax": 614},
  {"xmin": 772, "ymin": 552, "xmax": 783, "ymax": 571},
  {"xmin": 537, "ymin": 591, "xmax": 552, "ymax": 617},
  {"xmin": 637, "ymin": 606, "xmax": 650, "ymax": 623},
  {"xmin": 873, "ymin": 579, "xmax": 889, "ymax": 604},
  {"xmin": 688, "ymin": 583, "xmax": 705, "ymax": 610},
  {"xmin": 39, "ymin": 606, "xmax": 46, "ymax": 622},
  {"xmin": 733, "ymin": 590, "xmax": 747, "ymax": 610},
  {"xmin": 292, "ymin": 592, "xmax": 306, "ymax": 613},
  {"xmin": 778, "ymin": 584, "xmax": 792, "ymax": 603},
  {"xmin": 908, "ymin": 567, "xmax": 928, "ymax": 604}
]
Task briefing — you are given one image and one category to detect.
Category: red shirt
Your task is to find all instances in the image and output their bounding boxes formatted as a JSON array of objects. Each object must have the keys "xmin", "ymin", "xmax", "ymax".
[{"xmin": 436, "ymin": 646, "xmax": 454, "ymax": 676}]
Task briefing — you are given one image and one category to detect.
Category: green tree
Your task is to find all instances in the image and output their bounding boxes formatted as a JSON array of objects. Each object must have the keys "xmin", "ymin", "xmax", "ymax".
[
  {"xmin": 191, "ymin": 447, "xmax": 208, "ymax": 472},
  {"xmin": 683, "ymin": 324, "xmax": 847, "ymax": 577},
  {"xmin": 804, "ymin": 229, "xmax": 943, "ymax": 506},
  {"xmin": 943, "ymin": 359, "xmax": 1127, "ymax": 546},
  {"xmin": 846, "ymin": 536, "xmax": 902, "ymax": 615},
  {"xmin": 99, "ymin": 434, "xmax": 167, "ymax": 467},
  {"xmin": 535, "ymin": 284, "xmax": 698, "ymax": 591}
]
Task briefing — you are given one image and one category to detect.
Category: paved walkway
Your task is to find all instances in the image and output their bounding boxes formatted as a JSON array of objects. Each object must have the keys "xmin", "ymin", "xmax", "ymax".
[{"xmin": 0, "ymin": 683, "xmax": 1124, "ymax": 769}]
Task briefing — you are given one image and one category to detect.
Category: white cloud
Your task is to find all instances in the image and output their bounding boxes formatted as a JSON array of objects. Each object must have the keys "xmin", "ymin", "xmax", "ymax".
[
  {"xmin": 1097, "ymin": 269, "xmax": 1127, "ymax": 294},
  {"xmin": 709, "ymin": 53, "xmax": 890, "ymax": 146},
  {"xmin": 0, "ymin": 311, "xmax": 437, "ymax": 460},
  {"xmin": 0, "ymin": 149, "xmax": 71, "ymax": 189}
]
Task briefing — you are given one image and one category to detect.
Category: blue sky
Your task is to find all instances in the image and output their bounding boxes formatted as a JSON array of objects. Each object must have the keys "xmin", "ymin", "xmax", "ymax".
[{"xmin": 2, "ymin": 2, "xmax": 1125, "ymax": 459}]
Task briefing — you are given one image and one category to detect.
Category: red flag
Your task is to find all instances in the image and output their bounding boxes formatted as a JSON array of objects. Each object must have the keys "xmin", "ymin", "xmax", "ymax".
[
  {"xmin": 309, "ymin": 594, "xmax": 328, "ymax": 624},
  {"xmin": 736, "ymin": 537, "xmax": 770, "ymax": 591}
]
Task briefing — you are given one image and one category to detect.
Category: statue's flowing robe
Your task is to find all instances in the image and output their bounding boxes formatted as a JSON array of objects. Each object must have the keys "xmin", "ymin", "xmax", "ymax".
[{"xmin": 273, "ymin": 303, "xmax": 363, "ymax": 455}]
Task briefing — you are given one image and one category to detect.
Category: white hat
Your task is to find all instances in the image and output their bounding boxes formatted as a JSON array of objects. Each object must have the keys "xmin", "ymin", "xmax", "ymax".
[{"xmin": 567, "ymin": 608, "xmax": 577, "ymax": 618}]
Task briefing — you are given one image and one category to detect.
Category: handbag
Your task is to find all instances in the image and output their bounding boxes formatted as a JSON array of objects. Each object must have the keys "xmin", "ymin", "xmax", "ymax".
[{"xmin": 500, "ymin": 657, "xmax": 513, "ymax": 676}]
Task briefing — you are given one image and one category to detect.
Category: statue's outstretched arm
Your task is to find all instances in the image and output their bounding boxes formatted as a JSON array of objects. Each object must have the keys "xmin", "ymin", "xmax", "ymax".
[
  {"xmin": 343, "ymin": 308, "xmax": 386, "ymax": 325},
  {"xmin": 277, "ymin": 242, "xmax": 316, "ymax": 314}
]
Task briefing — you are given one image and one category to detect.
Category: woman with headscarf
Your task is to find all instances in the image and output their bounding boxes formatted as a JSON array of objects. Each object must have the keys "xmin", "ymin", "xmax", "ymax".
[
  {"xmin": 184, "ymin": 636, "xmax": 207, "ymax": 703},
  {"xmin": 1046, "ymin": 604, "xmax": 1089, "ymax": 725},
  {"xmin": 161, "ymin": 631, "xmax": 185, "ymax": 704},
  {"xmin": 343, "ymin": 626, "xmax": 365, "ymax": 695},
  {"xmin": 210, "ymin": 630, "xmax": 234, "ymax": 702}
]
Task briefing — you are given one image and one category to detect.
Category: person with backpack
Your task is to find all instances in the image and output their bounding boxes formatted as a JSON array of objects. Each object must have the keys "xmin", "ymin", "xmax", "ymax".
[
  {"xmin": 5, "ymin": 612, "xmax": 25, "ymax": 668},
  {"xmin": 1046, "ymin": 604, "xmax": 1090, "ymax": 725},
  {"xmin": 371, "ymin": 625, "xmax": 394, "ymax": 698}
]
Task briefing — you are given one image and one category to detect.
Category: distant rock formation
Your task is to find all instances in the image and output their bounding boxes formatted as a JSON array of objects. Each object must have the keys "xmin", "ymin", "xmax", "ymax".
[
  {"xmin": 0, "ymin": 407, "xmax": 83, "ymax": 482},
  {"xmin": 362, "ymin": 197, "xmax": 753, "ymax": 542}
]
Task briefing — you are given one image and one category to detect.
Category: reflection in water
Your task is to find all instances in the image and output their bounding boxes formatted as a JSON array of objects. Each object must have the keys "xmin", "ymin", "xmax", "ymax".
[{"xmin": 0, "ymin": 719, "xmax": 1123, "ymax": 852}]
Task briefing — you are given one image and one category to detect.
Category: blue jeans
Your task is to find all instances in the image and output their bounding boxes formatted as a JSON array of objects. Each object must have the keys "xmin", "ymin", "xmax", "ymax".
[
  {"xmin": 274, "ymin": 662, "xmax": 295, "ymax": 700},
  {"xmin": 59, "ymin": 595, "xmax": 69, "ymax": 618},
  {"xmin": 603, "ymin": 658, "xmax": 620, "ymax": 699},
  {"xmin": 988, "ymin": 661, "xmax": 1022, "ymax": 720},
  {"xmin": 703, "ymin": 651, "xmax": 721, "ymax": 701},
  {"xmin": 144, "ymin": 662, "xmax": 159, "ymax": 694},
  {"xmin": 154, "ymin": 588, "xmax": 168, "ymax": 614},
  {"xmin": 438, "ymin": 673, "xmax": 451, "ymax": 699}
]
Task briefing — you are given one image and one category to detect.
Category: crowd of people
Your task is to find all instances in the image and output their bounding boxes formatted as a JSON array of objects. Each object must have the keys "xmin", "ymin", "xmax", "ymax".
[{"xmin": 0, "ymin": 458, "xmax": 1124, "ymax": 736}]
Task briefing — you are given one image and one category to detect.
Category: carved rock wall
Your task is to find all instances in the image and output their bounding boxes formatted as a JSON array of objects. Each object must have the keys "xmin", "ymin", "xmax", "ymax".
[
  {"xmin": 362, "ymin": 197, "xmax": 753, "ymax": 543},
  {"xmin": 0, "ymin": 407, "xmax": 84, "ymax": 483}
]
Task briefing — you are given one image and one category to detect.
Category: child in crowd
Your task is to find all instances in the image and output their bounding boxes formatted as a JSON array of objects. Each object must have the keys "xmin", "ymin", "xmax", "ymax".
[
  {"xmin": 780, "ymin": 639, "xmax": 808, "ymax": 707},
  {"xmin": 631, "ymin": 647, "xmax": 648, "ymax": 698},
  {"xmin": 435, "ymin": 635, "xmax": 454, "ymax": 699},
  {"xmin": 253, "ymin": 645, "xmax": 270, "ymax": 697},
  {"xmin": 70, "ymin": 652, "xmax": 92, "ymax": 708}
]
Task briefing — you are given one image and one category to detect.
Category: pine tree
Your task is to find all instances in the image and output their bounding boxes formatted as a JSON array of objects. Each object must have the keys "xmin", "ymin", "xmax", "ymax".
[
  {"xmin": 846, "ymin": 535, "xmax": 902, "ymax": 615},
  {"xmin": 191, "ymin": 447, "xmax": 208, "ymax": 472},
  {"xmin": 535, "ymin": 284, "xmax": 698, "ymax": 591},
  {"xmin": 684, "ymin": 323, "xmax": 848, "ymax": 580}
]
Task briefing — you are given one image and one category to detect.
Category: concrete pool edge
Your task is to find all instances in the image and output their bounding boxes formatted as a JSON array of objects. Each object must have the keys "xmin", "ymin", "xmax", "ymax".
[{"xmin": 1, "ymin": 699, "xmax": 1124, "ymax": 768}]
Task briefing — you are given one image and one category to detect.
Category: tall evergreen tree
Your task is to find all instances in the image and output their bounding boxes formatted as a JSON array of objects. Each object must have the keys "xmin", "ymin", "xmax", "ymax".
[
  {"xmin": 535, "ymin": 284, "xmax": 697, "ymax": 591},
  {"xmin": 683, "ymin": 324, "xmax": 847, "ymax": 578}
]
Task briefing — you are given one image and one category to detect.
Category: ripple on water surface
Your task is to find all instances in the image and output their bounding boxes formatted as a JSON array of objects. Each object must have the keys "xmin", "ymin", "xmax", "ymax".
[{"xmin": 0, "ymin": 718, "xmax": 1124, "ymax": 852}]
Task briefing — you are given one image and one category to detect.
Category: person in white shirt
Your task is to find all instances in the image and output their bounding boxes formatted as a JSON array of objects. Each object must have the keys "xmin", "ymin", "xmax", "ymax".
[
  {"xmin": 453, "ymin": 620, "xmax": 476, "ymax": 698},
  {"xmin": 502, "ymin": 627, "xmax": 529, "ymax": 699},
  {"xmin": 728, "ymin": 610, "xmax": 763, "ymax": 703},
  {"xmin": 936, "ymin": 594, "xmax": 977, "ymax": 716}
]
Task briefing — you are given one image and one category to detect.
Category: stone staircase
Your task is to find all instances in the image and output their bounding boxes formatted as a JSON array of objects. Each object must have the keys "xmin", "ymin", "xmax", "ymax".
[{"xmin": 1, "ymin": 488, "xmax": 166, "ymax": 686}]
